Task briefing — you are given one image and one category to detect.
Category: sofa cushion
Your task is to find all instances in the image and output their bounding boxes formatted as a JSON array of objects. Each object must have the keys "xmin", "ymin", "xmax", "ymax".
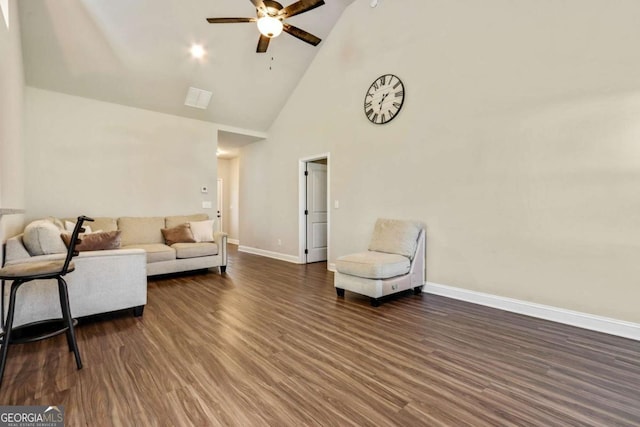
[
  {"xmin": 91, "ymin": 217, "xmax": 118, "ymax": 232},
  {"xmin": 368, "ymin": 219, "xmax": 424, "ymax": 260},
  {"xmin": 62, "ymin": 230, "xmax": 122, "ymax": 252},
  {"xmin": 165, "ymin": 213, "xmax": 209, "ymax": 230},
  {"xmin": 172, "ymin": 242, "xmax": 219, "ymax": 259},
  {"xmin": 64, "ymin": 217, "xmax": 118, "ymax": 232},
  {"xmin": 161, "ymin": 224, "xmax": 196, "ymax": 246},
  {"xmin": 64, "ymin": 221, "xmax": 94, "ymax": 234},
  {"xmin": 123, "ymin": 243, "xmax": 176, "ymax": 263},
  {"xmin": 118, "ymin": 217, "xmax": 165, "ymax": 246},
  {"xmin": 22, "ymin": 219, "xmax": 67, "ymax": 256},
  {"xmin": 336, "ymin": 251, "xmax": 410, "ymax": 279}
]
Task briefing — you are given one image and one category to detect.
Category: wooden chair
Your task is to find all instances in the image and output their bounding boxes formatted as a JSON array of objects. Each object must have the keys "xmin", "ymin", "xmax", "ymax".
[{"xmin": 0, "ymin": 215, "xmax": 94, "ymax": 388}]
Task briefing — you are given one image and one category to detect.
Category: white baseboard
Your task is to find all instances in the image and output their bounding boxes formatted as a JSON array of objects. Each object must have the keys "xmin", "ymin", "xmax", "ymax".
[
  {"xmin": 328, "ymin": 263, "xmax": 336, "ymax": 272},
  {"xmin": 424, "ymin": 282, "xmax": 640, "ymax": 341},
  {"xmin": 227, "ymin": 239, "xmax": 239, "ymax": 245},
  {"xmin": 238, "ymin": 246, "xmax": 301, "ymax": 264}
]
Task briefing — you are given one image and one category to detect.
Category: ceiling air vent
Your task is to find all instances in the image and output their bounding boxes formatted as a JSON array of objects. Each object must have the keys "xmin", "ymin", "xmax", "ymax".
[{"xmin": 184, "ymin": 87, "xmax": 212, "ymax": 109}]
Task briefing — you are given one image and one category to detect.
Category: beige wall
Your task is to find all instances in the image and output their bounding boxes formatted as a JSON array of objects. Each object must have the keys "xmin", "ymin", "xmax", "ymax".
[
  {"xmin": 239, "ymin": 0, "xmax": 640, "ymax": 323},
  {"xmin": 0, "ymin": 0, "xmax": 26, "ymax": 247},
  {"xmin": 24, "ymin": 87, "xmax": 219, "ymax": 220}
]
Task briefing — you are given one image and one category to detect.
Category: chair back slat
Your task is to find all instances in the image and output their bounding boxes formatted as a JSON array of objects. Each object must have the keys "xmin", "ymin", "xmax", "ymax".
[{"xmin": 61, "ymin": 215, "xmax": 95, "ymax": 274}]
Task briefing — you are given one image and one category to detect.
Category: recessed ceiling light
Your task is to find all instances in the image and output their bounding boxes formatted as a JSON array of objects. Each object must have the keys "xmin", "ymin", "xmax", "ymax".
[{"xmin": 190, "ymin": 44, "xmax": 205, "ymax": 59}]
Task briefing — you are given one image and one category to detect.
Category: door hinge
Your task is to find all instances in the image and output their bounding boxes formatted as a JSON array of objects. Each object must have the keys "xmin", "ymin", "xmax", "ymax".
[
  {"xmin": 304, "ymin": 171, "xmax": 309, "ymax": 176},
  {"xmin": 304, "ymin": 210, "xmax": 308, "ymax": 215},
  {"xmin": 305, "ymin": 249, "xmax": 309, "ymax": 254}
]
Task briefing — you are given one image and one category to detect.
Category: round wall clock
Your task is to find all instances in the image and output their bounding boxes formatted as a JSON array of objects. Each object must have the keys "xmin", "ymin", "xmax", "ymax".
[{"xmin": 364, "ymin": 74, "xmax": 405, "ymax": 125}]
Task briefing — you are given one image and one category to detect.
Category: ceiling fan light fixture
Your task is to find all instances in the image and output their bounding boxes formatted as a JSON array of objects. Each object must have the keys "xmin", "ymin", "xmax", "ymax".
[{"xmin": 257, "ymin": 16, "xmax": 283, "ymax": 38}]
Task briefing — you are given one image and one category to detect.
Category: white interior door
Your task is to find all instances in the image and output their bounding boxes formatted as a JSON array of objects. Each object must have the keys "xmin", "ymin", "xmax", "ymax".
[
  {"xmin": 306, "ymin": 162, "xmax": 327, "ymax": 263},
  {"xmin": 216, "ymin": 178, "xmax": 223, "ymax": 232}
]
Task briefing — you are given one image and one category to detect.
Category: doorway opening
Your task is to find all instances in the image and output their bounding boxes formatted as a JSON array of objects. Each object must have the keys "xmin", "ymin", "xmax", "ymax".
[{"xmin": 299, "ymin": 153, "xmax": 330, "ymax": 264}]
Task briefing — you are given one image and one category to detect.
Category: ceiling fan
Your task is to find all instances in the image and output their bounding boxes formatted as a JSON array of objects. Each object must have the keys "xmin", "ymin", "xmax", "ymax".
[{"xmin": 206, "ymin": 0, "xmax": 325, "ymax": 53}]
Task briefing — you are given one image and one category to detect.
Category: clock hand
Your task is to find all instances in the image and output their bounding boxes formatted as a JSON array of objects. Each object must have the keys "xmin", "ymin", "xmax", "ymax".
[{"xmin": 378, "ymin": 93, "xmax": 389, "ymax": 111}]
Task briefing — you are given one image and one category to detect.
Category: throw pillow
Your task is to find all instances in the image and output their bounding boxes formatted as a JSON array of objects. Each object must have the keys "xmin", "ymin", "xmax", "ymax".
[
  {"xmin": 61, "ymin": 230, "xmax": 122, "ymax": 252},
  {"xmin": 165, "ymin": 214, "xmax": 208, "ymax": 230},
  {"xmin": 189, "ymin": 219, "xmax": 215, "ymax": 242},
  {"xmin": 22, "ymin": 219, "xmax": 68, "ymax": 256},
  {"xmin": 64, "ymin": 220, "xmax": 93, "ymax": 234},
  {"xmin": 161, "ymin": 223, "xmax": 196, "ymax": 246}
]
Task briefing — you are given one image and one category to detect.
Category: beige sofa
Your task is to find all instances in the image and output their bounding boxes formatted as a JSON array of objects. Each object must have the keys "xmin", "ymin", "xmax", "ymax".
[
  {"xmin": 109, "ymin": 213, "xmax": 228, "ymax": 276},
  {"xmin": 5, "ymin": 213, "xmax": 227, "ymax": 277},
  {"xmin": 2, "ymin": 213, "xmax": 227, "ymax": 326}
]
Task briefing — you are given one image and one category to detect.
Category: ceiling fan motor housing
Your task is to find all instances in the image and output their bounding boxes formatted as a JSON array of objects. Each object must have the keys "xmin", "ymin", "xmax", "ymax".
[{"xmin": 259, "ymin": 0, "xmax": 284, "ymax": 18}]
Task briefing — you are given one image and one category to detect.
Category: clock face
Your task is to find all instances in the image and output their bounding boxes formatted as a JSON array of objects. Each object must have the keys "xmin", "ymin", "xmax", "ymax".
[{"xmin": 364, "ymin": 74, "xmax": 405, "ymax": 124}]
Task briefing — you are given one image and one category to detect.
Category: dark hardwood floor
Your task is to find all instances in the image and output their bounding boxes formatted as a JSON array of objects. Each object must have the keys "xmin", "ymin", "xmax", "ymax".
[{"xmin": 1, "ymin": 245, "xmax": 639, "ymax": 426}]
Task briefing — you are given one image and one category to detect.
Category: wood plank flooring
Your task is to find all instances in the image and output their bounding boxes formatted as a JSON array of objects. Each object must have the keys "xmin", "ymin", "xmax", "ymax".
[{"xmin": 1, "ymin": 245, "xmax": 639, "ymax": 426}]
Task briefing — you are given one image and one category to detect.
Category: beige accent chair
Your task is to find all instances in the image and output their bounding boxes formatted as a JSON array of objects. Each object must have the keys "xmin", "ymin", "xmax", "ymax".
[{"xmin": 334, "ymin": 218, "xmax": 425, "ymax": 306}]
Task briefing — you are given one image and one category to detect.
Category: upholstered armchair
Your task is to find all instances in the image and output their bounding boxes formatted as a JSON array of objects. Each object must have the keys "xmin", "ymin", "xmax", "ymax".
[{"xmin": 334, "ymin": 218, "xmax": 425, "ymax": 306}]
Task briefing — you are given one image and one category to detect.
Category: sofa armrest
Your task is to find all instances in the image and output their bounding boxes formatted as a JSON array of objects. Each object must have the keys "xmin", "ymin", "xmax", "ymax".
[
  {"xmin": 214, "ymin": 231, "xmax": 228, "ymax": 266},
  {"xmin": 3, "ymin": 248, "xmax": 147, "ymax": 327},
  {"xmin": 213, "ymin": 231, "xmax": 227, "ymax": 243},
  {"xmin": 4, "ymin": 248, "xmax": 146, "ymax": 266},
  {"xmin": 77, "ymin": 248, "xmax": 146, "ymax": 259},
  {"xmin": 4, "ymin": 235, "xmax": 31, "ymax": 264}
]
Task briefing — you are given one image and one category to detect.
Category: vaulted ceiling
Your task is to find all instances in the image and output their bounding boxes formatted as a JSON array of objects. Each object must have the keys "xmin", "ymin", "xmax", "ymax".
[{"xmin": 18, "ymin": 0, "xmax": 354, "ymax": 132}]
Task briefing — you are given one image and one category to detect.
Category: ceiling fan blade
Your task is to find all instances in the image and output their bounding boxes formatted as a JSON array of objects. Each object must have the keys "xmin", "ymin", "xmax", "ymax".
[
  {"xmin": 257, "ymin": 35, "xmax": 271, "ymax": 53},
  {"xmin": 279, "ymin": 0, "xmax": 325, "ymax": 19},
  {"xmin": 249, "ymin": 0, "xmax": 263, "ymax": 8},
  {"xmin": 206, "ymin": 17, "xmax": 257, "ymax": 24},
  {"xmin": 282, "ymin": 23, "xmax": 321, "ymax": 46}
]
